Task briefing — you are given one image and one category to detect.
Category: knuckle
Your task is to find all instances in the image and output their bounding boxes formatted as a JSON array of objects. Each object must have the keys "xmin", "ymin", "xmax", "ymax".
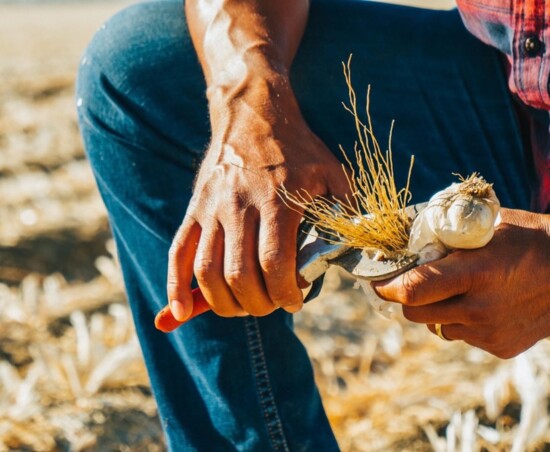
[
  {"xmin": 226, "ymin": 193, "xmax": 248, "ymax": 214},
  {"xmin": 260, "ymin": 256, "xmax": 301, "ymax": 305},
  {"xmin": 260, "ymin": 249, "xmax": 286, "ymax": 274},
  {"xmin": 194, "ymin": 258, "xmax": 216, "ymax": 283},
  {"xmin": 224, "ymin": 267, "xmax": 247, "ymax": 292}
]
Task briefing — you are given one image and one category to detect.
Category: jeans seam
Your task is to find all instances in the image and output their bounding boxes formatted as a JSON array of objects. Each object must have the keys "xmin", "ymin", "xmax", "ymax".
[{"xmin": 245, "ymin": 317, "xmax": 290, "ymax": 452}]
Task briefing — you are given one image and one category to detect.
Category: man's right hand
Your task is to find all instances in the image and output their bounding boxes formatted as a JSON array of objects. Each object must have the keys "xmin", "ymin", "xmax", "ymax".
[{"xmin": 167, "ymin": 72, "xmax": 349, "ymax": 320}]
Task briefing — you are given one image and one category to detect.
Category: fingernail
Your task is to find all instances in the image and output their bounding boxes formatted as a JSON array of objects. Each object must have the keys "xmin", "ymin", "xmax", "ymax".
[{"xmin": 170, "ymin": 300, "xmax": 187, "ymax": 321}]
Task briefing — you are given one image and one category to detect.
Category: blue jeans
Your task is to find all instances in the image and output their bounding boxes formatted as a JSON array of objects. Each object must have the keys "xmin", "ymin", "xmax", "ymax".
[{"xmin": 76, "ymin": 1, "xmax": 531, "ymax": 450}]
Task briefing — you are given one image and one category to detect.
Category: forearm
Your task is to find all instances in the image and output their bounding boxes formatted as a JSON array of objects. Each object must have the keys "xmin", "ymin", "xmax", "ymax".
[{"xmin": 185, "ymin": 0, "xmax": 309, "ymax": 111}]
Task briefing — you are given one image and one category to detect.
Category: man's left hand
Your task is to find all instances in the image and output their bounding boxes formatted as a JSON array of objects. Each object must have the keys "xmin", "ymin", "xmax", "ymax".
[{"xmin": 373, "ymin": 208, "xmax": 550, "ymax": 359}]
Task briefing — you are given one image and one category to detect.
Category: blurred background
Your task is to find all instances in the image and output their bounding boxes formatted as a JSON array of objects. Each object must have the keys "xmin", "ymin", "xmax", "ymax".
[{"xmin": 1, "ymin": 0, "xmax": 550, "ymax": 451}]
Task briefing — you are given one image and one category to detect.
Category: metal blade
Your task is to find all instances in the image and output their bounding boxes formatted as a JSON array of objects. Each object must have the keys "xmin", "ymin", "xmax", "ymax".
[
  {"xmin": 334, "ymin": 248, "xmax": 418, "ymax": 281},
  {"xmin": 303, "ymin": 274, "xmax": 326, "ymax": 303}
]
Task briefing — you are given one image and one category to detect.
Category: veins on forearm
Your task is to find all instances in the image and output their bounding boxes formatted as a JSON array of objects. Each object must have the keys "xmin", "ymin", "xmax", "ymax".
[
  {"xmin": 187, "ymin": 0, "xmax": 307, "ymax": 169},
  {"xmin": 194, "ymin": 1, "xmax": 279, "ymax": 98}
]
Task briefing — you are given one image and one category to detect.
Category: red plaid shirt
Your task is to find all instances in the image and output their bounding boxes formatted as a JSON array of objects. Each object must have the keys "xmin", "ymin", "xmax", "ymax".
[{"xmin": 457, "ymin": 0, "xmax": 550, "ymax": 212}]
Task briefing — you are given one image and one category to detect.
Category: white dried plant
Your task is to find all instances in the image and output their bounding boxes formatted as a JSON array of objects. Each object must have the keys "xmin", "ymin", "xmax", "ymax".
[{"xmin": 0, "ymin": 247, "xmax": 149, "ymax": 450}]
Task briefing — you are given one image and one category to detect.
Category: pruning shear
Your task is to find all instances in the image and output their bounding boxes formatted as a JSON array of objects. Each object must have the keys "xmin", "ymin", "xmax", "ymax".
[{"xmin": 155, "ymin": 203, "xmax": 426, "ymax": 332}]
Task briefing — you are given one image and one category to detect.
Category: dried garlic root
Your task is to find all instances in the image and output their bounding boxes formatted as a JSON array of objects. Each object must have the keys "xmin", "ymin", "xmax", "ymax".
[
  {"xmin": 280, "ymin": 56, "xmax": 414, "ymax": 261},
  {"xmin": 281, "ymin": 59, "xmax": 501, "ymax": 320}
]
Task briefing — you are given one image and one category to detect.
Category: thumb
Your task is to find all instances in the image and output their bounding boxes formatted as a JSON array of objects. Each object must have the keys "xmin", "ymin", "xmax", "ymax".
[{"xmin": 371, "ymin": 251, "xmax": 475, "ymax": 306}]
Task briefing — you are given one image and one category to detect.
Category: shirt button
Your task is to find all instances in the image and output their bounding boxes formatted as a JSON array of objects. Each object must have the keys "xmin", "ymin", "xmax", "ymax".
[{"xmin": 524, "ymin": 35, "xmax": 543, "ymax": 56}]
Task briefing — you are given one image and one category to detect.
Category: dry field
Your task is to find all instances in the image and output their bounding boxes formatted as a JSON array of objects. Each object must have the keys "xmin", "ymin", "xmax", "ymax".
[{"xmin": 1, "ymin": 1, "xmax": 549, "ymax": 451}]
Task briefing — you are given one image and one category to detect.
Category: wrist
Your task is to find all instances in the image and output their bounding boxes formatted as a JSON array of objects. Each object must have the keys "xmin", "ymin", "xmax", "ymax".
[
  {"xmin": 208, "ymin": 69, "xmax": 300, "ymax": 132},
  {"xmin": 206, "ymin": 51, "xmax": 290, "ymax": 101}
]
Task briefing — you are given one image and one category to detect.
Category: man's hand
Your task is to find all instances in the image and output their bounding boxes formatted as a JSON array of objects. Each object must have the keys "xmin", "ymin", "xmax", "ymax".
[
  {"xmin": 167, "ymin": 77, "xmax": 348, "ymax": 319},
  {"xmin": 165, "ymin": 0, "xmax": 351, "ymax": 320},
  {"xmin": 373, "ymin": 209, "xmax": 550, "ymax": 359}
]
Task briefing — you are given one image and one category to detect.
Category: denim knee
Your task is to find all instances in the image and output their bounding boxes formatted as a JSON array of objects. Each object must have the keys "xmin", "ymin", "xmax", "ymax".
[
  {"xmin": 76, "ymin": 0, "xmax": 208, "ymax": 166},
  {"xmin": 77, "ymin": 1, "xmax": 186, "ymax": 99}
]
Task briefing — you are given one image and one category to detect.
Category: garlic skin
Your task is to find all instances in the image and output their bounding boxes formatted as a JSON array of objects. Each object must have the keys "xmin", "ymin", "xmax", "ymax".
[
  {"xmin": 407, "ymin": 206, "xmax": 447, "ymax": 263},
  {"xmin": 426, "ymin": 186, "xmax": 500, "ymax": 249},
  {"xmin": 408, "ymin": 175, "xmax": 501, "ymax": 262}
]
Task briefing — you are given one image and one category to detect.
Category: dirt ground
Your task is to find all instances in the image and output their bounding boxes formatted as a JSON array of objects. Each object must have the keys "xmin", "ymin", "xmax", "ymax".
[{"xmin": 1, "ymin": 1, "xmax": 550, "ymax": 451}]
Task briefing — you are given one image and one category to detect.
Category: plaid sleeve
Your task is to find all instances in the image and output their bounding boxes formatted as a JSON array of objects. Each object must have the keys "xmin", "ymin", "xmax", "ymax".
[{"xmin": 457, "ymin": 0, "xmax": 550, "ymax": 212}]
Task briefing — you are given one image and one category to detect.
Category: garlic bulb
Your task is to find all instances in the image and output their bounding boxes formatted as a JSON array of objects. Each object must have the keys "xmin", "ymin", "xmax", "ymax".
[{"xmin": 408, "ymin": 174, "xmax": 500, "ymax": 264}]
